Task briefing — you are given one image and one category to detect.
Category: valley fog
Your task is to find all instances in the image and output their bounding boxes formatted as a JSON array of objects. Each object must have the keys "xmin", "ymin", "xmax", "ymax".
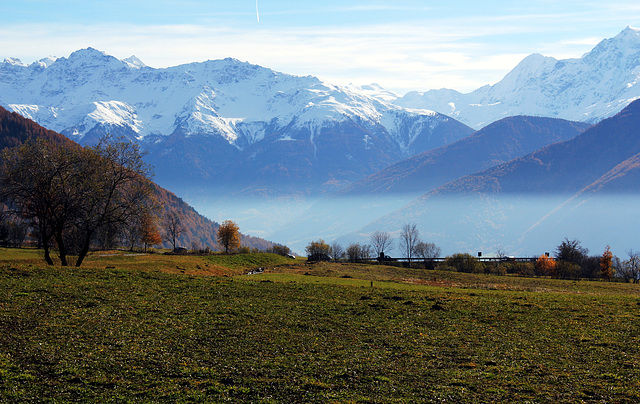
[{"xmin": 187, "ymin": 193, "xmax": 640, "ymax": 259}]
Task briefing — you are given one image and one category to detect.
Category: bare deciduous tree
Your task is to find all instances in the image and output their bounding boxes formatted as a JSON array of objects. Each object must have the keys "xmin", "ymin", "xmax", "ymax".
[
  {"xmin": 617, "ymin": 250, "xmax": 640, "ymax": 283},
  {"xmin": 0, "ymin": 140, "xmax": 78, "ymax": 264},
  {"xmin": 165, "ymin": 211, "xmax": 184, "ymax": 250},
  {"xmin": 330, "ymin": 241, "xmax": 344, "ymax": 262},
  {"xmin": 346, "ymin": 243, "xmax": 361, "ymax": 262},
  {"xmin": 370, "ymin": 231, "xmax": 393, "ymax": 260},
  {"xmin": 399, "ymin": 223, "xmax": 420, "ymax": 267},
  {"xmin": 72, "ymin": 137, "xmax": 155, "ymax": 266},
  {"xmin": 414, "ymin": 241, "xmax": 441, "ymax": 269}
]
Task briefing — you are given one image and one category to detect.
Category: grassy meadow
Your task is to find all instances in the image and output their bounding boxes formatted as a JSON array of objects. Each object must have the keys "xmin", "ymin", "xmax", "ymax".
[{"xmin": 1, "ymin": 248, "xmax": 639, "ymax": 403}]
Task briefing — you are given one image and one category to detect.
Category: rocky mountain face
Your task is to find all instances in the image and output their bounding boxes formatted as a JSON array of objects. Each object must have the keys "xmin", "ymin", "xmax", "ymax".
[
  {"xmin": 395, "ymin": 27, "xmax": 640, "ymax": 129},
  {"xmin": 0, "ymin": 49, "xmax": 473, "ymax": 196}
]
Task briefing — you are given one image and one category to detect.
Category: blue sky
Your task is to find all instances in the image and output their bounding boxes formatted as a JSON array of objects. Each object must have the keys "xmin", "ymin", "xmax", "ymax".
[{"xmin": 2, "ymin": 1, "xmax": 640, "ymax": 94}]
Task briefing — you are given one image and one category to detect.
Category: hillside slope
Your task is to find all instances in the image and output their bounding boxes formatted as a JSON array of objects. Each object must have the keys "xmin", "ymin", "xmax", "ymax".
[
  {"xmin": 0, "ymin": 106, "xmax": 273, "ymax": 250},
  {"xmin": 429, "ymin": 98, "xmax": 640, "ymax": 196}
]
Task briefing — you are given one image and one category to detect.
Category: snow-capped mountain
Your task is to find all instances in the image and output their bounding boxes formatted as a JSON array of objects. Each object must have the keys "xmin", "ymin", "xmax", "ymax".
[
  {"xmin": 395, "ymin": 26, "xmax": 640, "ymax": 129},
  {"xmin": 0, "ymin": 48, "xmax": 472, "ymax": 195}
]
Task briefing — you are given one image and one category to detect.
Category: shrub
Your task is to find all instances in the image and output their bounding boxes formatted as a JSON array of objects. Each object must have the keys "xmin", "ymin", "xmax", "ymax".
[
  {"xmin": 436, "ymin": 265, "xmax": 458, "ymax": 272},
  {"xmin": 443, "ymin": 253, "xmax": 484, "ymax": 273},
  {"xmin": 557, "ymin": 261, "xmax": 581, "ymax": 279},
  {"xmin": 485, "ymin": 263, "xmax": 507, "ymax": 276}
]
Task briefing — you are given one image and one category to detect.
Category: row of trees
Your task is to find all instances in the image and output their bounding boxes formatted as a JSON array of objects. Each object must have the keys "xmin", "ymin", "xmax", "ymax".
[
  {"xmin": 305, "ymin": 225, "xmax": 441, "ymax": 266},
  {"xmin": 305, "ymin": 226, "xmax": 640, "ymax": 283},
  {"xmin": 534, "ymin": 239, "xmax": 640, "ymax": 282}
]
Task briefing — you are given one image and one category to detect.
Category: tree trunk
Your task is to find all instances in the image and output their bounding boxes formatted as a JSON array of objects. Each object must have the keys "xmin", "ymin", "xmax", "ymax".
[
  {"xmin": 39, "ymin": 223, "xmax": 55, "ymax": 265},
  {"xmin": 42, "ymin": 237, "xmax": 54, "ymax": 265},
  {"xmin": 53, "ymin": 231, "xmax": 68, "ymax": 266},
  {"xmin": 75, "ymin": 230, "xmax": 94, "ymax": 267}
]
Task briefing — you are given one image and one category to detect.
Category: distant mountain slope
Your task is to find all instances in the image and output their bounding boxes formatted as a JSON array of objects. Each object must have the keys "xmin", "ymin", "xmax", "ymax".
[
  {"xmin": 579, "ymin": 152, "xmax": 640, "ymax": 194},
  {"xmin": 267, "ymin": 116, "xmax": 590, "ymax": 252},
  {"xmin": 0, "ymin": 106, "xmax": 274, "ymax": 251},
  {"xmin": 0, "ymin": 49, "xmax": 473, "ymax": 196},
  {"xmin": 430, "ymin": 98, "xmax": 640, "ymax": 196},
  {"xmin": 396, "ymin": 27, "xmax": 640, "ymax": 129},
  {"xmin": 340, "ymin": 116, "xmax": 590, "ymax": 196}
]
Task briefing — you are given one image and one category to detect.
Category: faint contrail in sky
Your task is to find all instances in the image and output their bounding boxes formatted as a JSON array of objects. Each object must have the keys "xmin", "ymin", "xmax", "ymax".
[{"xmin": 256, "ymin": 0, "xmax": 260, "ymax": 22}]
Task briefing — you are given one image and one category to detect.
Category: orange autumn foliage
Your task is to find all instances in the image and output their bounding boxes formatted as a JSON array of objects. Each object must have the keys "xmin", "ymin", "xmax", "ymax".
[{"xmin": 535, "ymin": 254, "xmax": 557, "ymax": 277}]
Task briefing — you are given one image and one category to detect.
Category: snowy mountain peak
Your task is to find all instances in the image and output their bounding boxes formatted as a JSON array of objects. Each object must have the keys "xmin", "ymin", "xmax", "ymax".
[
  {"xmin": 585, "ymin": 26, "xmax": 640, "ymax": 60},
  {"xmin": 68, "ymin": 47, "xmax": 109, "ymax": 60},
  {"xmin": 123, "ymin": 55, "xmax": 146, "ymax": 69},
  {"xmin": 617, "ymin": 26, "xmax": 640, "ymax": 41},
  {"xmin": 0, "ymin": 48, "xmax": 468, "ymax": 159},
  {"xmin": 353, "ymin": 83, "xmax": 399, "ymax": 103},
  {"xmin": 396, "ymin": 26, "xmax": 640, "ymax": 129},
  {"xmin": 494, "ymin": 53, "xmax": 557, "ymax": 93},
  {"xmin": 2, "ymin": 57, "xmax": 25, "ymax": 67},
  {"xmin": 31, "ymin": 57, "xmax": 58, "ymax": 68},
  {"xmin": 61, "ymin": 47, "xmax": 131, "ymax": 71}
]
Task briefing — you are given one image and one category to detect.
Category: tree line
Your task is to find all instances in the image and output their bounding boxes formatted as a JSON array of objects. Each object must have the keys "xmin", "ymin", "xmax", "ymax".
[
  {"xmin": 305, "ymin": 225, "xmax": 640, "ymax": 283},
  {"xmin": 305, "ymin": 224, "xmax": 440, "ymax": 267}
]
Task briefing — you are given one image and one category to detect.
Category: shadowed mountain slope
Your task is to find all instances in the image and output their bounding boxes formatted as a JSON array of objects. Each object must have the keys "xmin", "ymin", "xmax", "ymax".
[
  {"xmin": 428, "ymin": 98, "xmax": 640, "ymax": 197},
  {"xmin": 340, "ymin": 116, "xmax": 590, "ymax": 196}
]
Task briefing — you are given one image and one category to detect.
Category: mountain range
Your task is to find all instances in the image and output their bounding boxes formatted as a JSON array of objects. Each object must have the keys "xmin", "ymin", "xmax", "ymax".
[
  {"xmin": 343, "ymin": 99, "xmax": 640, "ymax": 256},
  {"xmin": 395, "ymin": 26, "xmax": 640, "ymax": 129},
  {"xmin": 0, "ymin": 50, "xmax": 472, "ymax": 196}
]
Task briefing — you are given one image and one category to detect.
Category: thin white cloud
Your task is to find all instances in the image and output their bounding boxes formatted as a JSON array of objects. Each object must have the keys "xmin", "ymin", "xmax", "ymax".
[{"xmin": 338, "ymin": 5, "xmax": 431, "ymax": 12}]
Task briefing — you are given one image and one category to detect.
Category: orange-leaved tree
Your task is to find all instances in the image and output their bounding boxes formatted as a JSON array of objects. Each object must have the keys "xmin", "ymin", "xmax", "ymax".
[
  {"xmin": 141, "ymin": 213, "xmax": 162, "ymax": 252},
  {"xmin": 535, "ymin": 254, "xmax": 557, "ymax": 277},
  {"xmin": 217, "ymin": 220, "xmax": 241, "ymax": 254},
  {"xmin": 600, "ymin": 245, "xmax": 613, "ymax": 280}
]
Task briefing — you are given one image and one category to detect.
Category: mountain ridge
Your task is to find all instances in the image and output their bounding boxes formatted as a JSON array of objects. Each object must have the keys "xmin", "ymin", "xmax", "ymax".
[
  {"xmin": 426, "ymin": 98, "xmax": 640, "ymax": 197},
  {"xmin": 395, "ymin": 27, "xmax": 640, "ymax": 129},
  {"xmin": 339, "ymin": 115, "xmax": 591, "ymax": 196},
  {"xmin": 0, "ymin": 48, "xmax": 473, "ymax": 195}
]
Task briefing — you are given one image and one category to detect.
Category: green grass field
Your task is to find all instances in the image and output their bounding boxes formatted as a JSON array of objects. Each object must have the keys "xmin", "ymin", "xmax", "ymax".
[{"xmin": 1, "ymin": 249, "xmax": 639, "ymax": 402}]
